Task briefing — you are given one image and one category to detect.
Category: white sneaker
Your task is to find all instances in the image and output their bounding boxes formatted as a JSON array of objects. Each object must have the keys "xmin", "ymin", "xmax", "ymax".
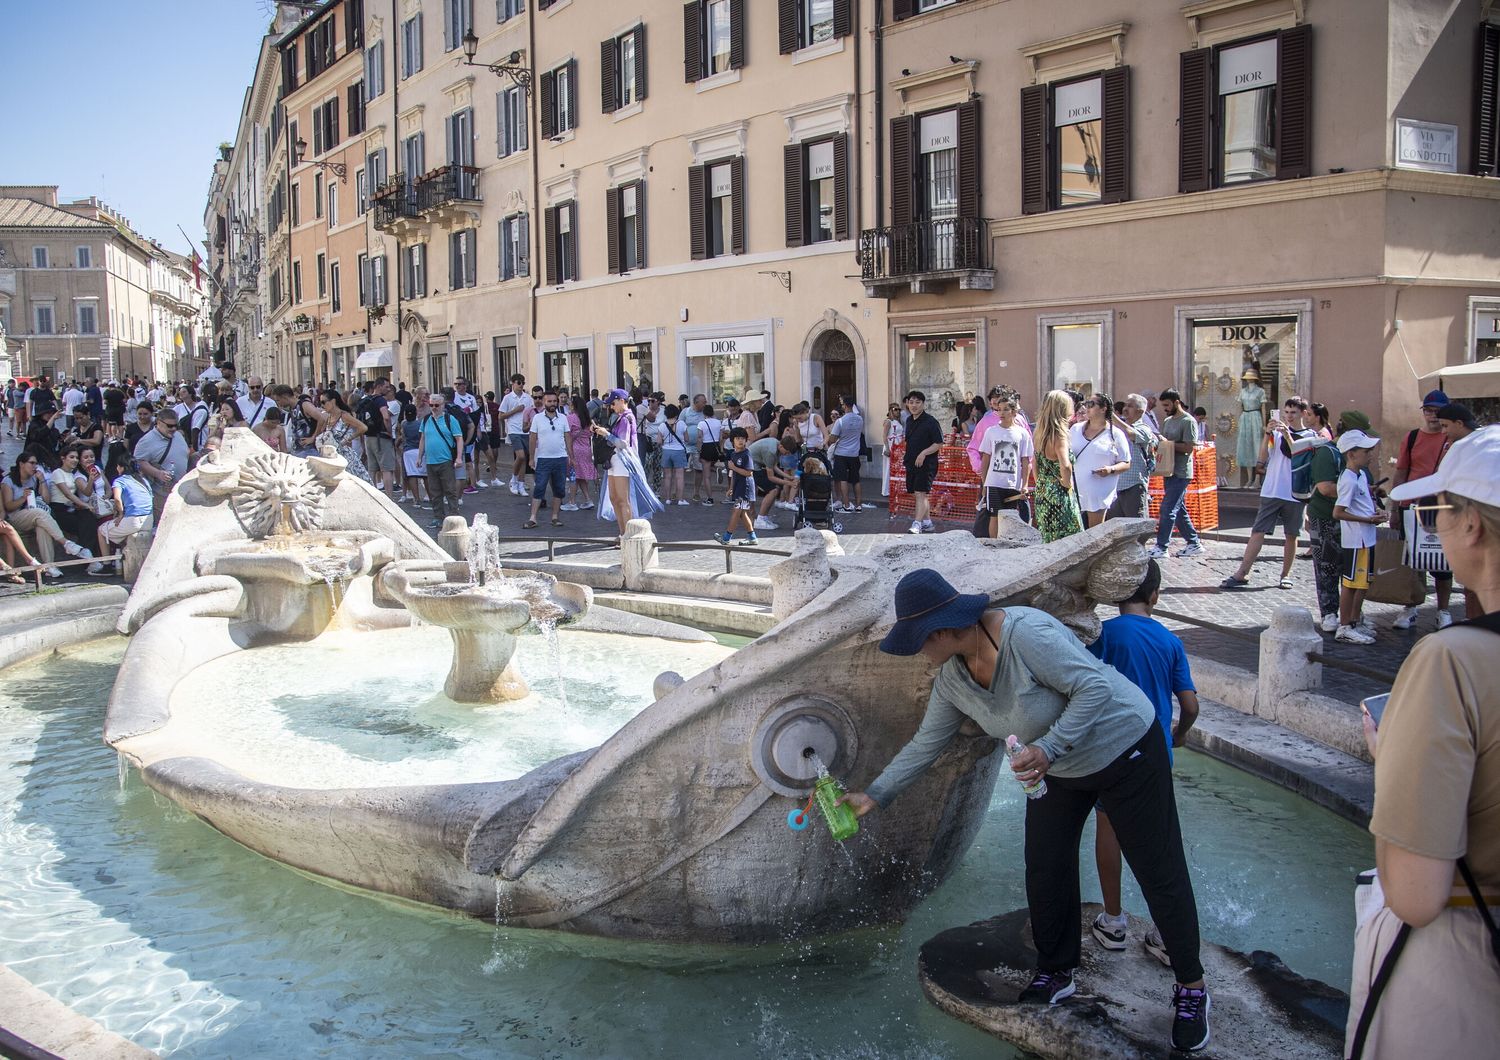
[
  {"xmin": 753, "ymin": 516, "xmax": 778, "ymax": 531},
  {"xmin": 1391, "ymin": 606, "xmax": 1419, "ymax": 630},
  {"xmin": 559, "ymin": 503, "xmax": 580, "ymax": 512},
  {"xmin": 1436, "ymin": 610, "xmax": 1454, "ymax": 630},
  {"xmin": 1145, "ymin": 544, "xmax": 1169, "ymax": 559},
  {"xmin": 1335, "ymin": 624, "xmax": 1376, "ymax": 645},
  {"xmin": 1175, "ymin": 543, "xmax": 1205, "ymax": 558},
  {"xmin": 1320, "ymin": 613, "xmax": 1340, "ymax": 633}
]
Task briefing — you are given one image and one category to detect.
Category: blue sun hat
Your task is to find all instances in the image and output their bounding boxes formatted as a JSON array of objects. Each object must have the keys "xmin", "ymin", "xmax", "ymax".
[{"xmin": 879, "ymin": 569, "xmax": 990, "ymax": 656}]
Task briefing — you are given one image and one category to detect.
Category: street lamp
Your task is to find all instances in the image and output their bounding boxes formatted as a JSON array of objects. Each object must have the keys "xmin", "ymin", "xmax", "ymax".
[
  {"xmin": 461, "ymin": 30, "xmax": 533, "ymax": 95},
  {"xmin": 294, "ymin": 138, "xmax": 348, "ymax": 183}
]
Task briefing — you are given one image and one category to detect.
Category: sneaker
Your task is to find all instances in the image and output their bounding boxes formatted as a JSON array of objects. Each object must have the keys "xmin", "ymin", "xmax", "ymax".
[
  {"xmin": 1219, "ymin": 576, "xmax": 1250, "ymax": 589},
  {"xmin": 1436, "ymin": 610, "xmax": 1454, "ymax": 630},
  {"xmin": 1391, "ymin": 606, "xmax": 1419, "ymax": 630},
  {"xmin": 753, "ymin": 516, "xmax": 778, "ymax": 531},
  {"xmin": 677, "ymin": 499, "xmax": 691, "ymax": 506},
  {"xmin": 739, "ymin": 533, "xmax": 759, "ymax": 546},
  {"xmin": 1170, "ymin": 984, "xmax": 1212, "ymax": 1053},
  {"xmin": 1017, "ymin": 969, "xmax": 1076, "ymax": 1005},
  {"xmin": 1145, "ymin": 544, "xmax": 1169, "ymax": 559},
  {"xmin": 1336, "ymin": 624, "xmax": 1376, "ymax": 645},
  {"xmin": 1090, "ymin": 912, "xmax": 1128, "ymax": 951},
  {"xmin": 1143, "ymin": 928, "xmax": 1171, "ymax": 967},
  {"xmin": 44, "ymin": 566, "xmax": 64, "ymax": 580},
  {"xmin": 1320, "ymin": 612, "xmax": 1340, "ymax": 633},
  {"xmin": 559, "ymin": 503, "xmax": 580, "ymax": 512},
  {"xmin": 463, "ymin": 486, "xmax": 479, "ymax": 495},
  {"xmin": 1175, "ymin": 543, "xmax": 1205, "ymax": 558}
]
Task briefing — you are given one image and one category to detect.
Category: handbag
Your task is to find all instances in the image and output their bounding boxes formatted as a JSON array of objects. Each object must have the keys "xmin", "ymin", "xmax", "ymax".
[
  {"xmin": 1365, "ymin": 532, "xmax": 1426, "ymax": 607},
  {"xmin": 1402, "ymin": 507, "xmax": 1450, "ymax": 573}
]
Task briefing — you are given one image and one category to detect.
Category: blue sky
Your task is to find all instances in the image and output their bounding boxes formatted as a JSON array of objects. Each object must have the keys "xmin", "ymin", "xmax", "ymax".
[{"xmin": 1, "ymin": 0, "xmax": 274, "ymax": 257}]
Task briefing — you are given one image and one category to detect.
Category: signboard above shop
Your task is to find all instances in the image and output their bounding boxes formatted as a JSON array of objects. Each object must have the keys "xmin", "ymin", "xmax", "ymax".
[{"xmin": 1394, "ymin": 118, "xmax": 1458, "ymax": 173}]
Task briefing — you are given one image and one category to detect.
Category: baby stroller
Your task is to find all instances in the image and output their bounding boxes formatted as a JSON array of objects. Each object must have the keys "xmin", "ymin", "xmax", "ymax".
[{"xmin": 793, "ymin": 472, "xmax": 843, "ymax": 534}]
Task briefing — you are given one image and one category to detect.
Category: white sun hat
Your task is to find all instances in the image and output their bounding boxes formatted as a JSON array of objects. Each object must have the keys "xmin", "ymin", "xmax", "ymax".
[{"xmin": 1390, "ymin": 425, "xmax": 1500, "ymax": 507}]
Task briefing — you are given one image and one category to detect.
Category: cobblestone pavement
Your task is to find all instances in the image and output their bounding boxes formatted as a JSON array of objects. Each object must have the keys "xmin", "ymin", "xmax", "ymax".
[{"xmin": 1, "ymin": 426, "xmax": 1443, "ymax": 704}]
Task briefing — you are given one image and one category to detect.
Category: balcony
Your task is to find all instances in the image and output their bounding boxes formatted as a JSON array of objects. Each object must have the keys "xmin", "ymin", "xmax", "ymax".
[
  {"xmin": 858, "ymin": 217, "xmax": 995, "ymax": 297},
  {"xmin": 415, "ymin": 164, "xmax": 482, "ymax": 230}
]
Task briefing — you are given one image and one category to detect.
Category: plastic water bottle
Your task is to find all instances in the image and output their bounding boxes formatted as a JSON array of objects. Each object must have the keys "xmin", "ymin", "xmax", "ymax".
[
  {"xmin": 1006, "ymin": 735, "xmax": 1047, "ymax": 799},
  {"xmin": 813, "ymin": 773, "xmax": 860, "ymax": 842}
]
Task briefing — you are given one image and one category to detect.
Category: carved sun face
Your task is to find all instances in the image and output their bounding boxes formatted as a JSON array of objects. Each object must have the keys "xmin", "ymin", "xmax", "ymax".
[{"xmin": 230, "ymin": 452, "xmax": 329, "ymax": 538}]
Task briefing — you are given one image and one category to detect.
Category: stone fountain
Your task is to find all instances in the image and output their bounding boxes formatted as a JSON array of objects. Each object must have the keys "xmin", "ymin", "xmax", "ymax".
[{"xmin": 105, "ymin": 427, "xmax": 1155, "ymax": 943}]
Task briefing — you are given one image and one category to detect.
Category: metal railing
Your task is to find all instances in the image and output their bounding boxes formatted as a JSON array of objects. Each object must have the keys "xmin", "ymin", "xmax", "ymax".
[
  {"xmin": 416, "ymin": 164, "xmax": 481, "ymax": 212},
  {"xmin": 858, "ymin": 216, "xmax": 992, "ymax": 282}
]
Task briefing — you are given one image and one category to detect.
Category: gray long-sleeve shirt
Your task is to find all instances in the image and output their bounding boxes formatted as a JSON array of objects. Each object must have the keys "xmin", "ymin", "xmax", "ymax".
[{"xmin": 865, "ymin": 607, "xmax": 1153, "ymax": 808}]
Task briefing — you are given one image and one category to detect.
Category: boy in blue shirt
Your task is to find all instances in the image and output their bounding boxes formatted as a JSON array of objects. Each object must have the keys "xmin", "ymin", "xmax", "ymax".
[
  {"xmin": 1086, "ymin": 559, "xmax": 1200, "ymax": 964},
  {"xmin": 715, "ymin": 427, "xmax": 758, "ymax": 546}
]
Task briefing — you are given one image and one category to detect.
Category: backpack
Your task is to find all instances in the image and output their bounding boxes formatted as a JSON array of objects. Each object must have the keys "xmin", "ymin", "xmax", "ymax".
[{"xmin": 356, "ymin": 395, "xmax": 386, "ymax": 436}]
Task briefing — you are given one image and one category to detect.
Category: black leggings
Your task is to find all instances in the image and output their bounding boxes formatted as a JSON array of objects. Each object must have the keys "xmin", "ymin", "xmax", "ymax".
[{"xmin": 1024, "ymin": 720, "xmax": 1203, "ymax": 983}]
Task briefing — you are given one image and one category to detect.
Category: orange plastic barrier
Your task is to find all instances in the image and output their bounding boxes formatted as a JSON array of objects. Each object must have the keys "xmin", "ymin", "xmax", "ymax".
[{"xmin": 1147, "ymin": 442, "xmax": 1220, "ymax": 531}]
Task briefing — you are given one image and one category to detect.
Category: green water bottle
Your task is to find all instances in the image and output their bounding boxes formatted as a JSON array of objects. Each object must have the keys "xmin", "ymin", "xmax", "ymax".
[{"xmin": 813, "ymin": 773, "xmax": 860, "ymax": 842}]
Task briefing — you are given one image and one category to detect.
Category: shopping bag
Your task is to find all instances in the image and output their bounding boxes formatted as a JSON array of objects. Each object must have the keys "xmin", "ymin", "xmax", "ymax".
[
  {"xmin": 1403, "ymin": 507, "xmax": 1450, "ymax": 573},
  {"xmin": 1366, "ymin": 533, "xmax": 1426, "ymax": 606}
]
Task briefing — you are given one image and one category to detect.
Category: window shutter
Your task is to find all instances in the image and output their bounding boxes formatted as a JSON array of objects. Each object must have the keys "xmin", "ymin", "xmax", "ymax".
[
  {"xmin": 893, "ymin": 0, "xmax": 915, "ymax": 22},
  {"xmin": 1275, "ymin": 26, "xmax": 1313, "ymax": 180},
  {"xmin": 778, "ymin": 0, "xmax": 798, "ymax": 55},
  {"xmin": 957, "ymin": 99, "xmax": 981, "ymax": 218},
  {"xmin": 729, "ymin": 0, "xmax": 746, "ymax": 70},
  {"xmin": 833, "ymin": 0, "xmax": 851, "ymax": 39},
  {"xmin": 607, "ymin": 185, "xmax": 623, "ymax": 273},
  {"xmin": 517, "ymin": 213, "xmax": 530, "ymax": 276},
  {"xmin": 689, "ymin": 164, "xmax": 707, "ymax": 259},
  {"xmin": 635, "ymin": 23, "xmax": 649, "ymax": 101},
  {"xmin": 540, "ymin": 69, "xmax": 557, "ymax": 139},
  {"xmin": 602, "ymin": 38, "xmax": 619, "ymax": 113},
  {"xmin": 890, "ymin": 114, "xmax": 914, "ymax": 225},
  {"xmin": 729, "ymin": 155, "xmax": 747, "ymax": 253},
  {"xmin": 1019, "ymin": 83, "xmax": 1048, "ymax": 214},
  {"xmin": 784, "ymin": 143, "xmax": 806, "ymax": 247},
  {"xmin": 833, "ymin": 132, "xmax": 850, "ymax": 239},
  {"xmin": 1178, "ymin": 48, "xmax": 1213, "ymax": 193},
  {"xmin": 683, "ymin": 1, "xmax": 703, "ymax": 83},
  {"xmin": 636, "ymin": 180, "xmax": 647, "ymax": 267},
  {"xmin": 1478, "ymin": 23, "xmax": 1500, "ymax": 176},
  {"xmin": 1100, "ymin": 66, "xmax": 1130, "ymax": 204},
  {"xmin": 544, "ymin": 206, "xmax": 560, "ymax": 285}
]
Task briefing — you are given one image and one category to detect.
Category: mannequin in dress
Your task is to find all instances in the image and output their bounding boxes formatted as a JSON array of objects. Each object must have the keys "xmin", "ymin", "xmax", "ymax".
[{"xmin": 1235, "ymin": 367, "xmax": 1267, "ymax": 488}]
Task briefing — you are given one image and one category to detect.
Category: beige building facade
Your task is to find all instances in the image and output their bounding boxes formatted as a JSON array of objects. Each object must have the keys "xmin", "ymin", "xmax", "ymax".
[
  {"xmin": 529, "ymin": 0, "xmax": 888, "ymax": 429},
  {"xmin": 868, "ymin": 0, "xmax": 1500, "ymax": 476}
]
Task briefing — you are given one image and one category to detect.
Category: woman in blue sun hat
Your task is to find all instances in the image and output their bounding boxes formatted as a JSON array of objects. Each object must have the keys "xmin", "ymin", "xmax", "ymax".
[{"xmin": 839, "ymin": 568, "xmax": 1213, "ymax": 1054}]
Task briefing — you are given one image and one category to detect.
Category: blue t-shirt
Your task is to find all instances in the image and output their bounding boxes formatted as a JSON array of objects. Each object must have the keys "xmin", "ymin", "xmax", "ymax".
[
  {"xmin": 420, "ymin": 413, "xmax": 463, "ymax": 463},
  {"xmin": 1087, "ymin": 613, "xmax": 1194, "ymax": 763},
  {"xmin": 729, "ymin": 447, "xmax": 755, "ymax": 501}
]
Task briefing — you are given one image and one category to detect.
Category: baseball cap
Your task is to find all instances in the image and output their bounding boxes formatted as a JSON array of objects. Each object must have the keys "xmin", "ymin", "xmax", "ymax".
[
  {"xmin": 1337, "ymin": 410, "xmax": 1372, "ymax": 433},
  {"xmin": 1336, "ymin": 429, "xmax": 1380, "ymax": 453},
  {"xmin": 1391, "ymin": 426, "xmax": 1499, "ymax": 506},
  {"xmin": 1421, "ymin": 389, "xmax": 1449, "ymax": 409}
]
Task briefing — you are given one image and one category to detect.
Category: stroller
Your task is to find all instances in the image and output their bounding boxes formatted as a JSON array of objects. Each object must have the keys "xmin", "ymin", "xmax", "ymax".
[{"xmin": 793, "ymin": 472, "xmax": 843, "ymax": 534}]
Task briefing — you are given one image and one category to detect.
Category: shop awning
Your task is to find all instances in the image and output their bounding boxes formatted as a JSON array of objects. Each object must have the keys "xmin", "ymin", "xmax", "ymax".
[
  {"xmin": 354, "ymin": 346, "xmax": 396, "ymax": 371},
  {"xmin": 1419, "ymin": 358, "xmax": 1500, "ymax": 400}
]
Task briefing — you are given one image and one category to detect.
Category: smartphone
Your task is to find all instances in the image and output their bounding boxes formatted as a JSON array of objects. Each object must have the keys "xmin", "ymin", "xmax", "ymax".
[{"xmin": 1361, "ymin": 693, "xmax": 1391, "ymax": 727}]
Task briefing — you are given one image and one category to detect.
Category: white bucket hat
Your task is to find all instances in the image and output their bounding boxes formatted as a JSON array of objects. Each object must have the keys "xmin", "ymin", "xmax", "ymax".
[{"xmin": 1391, "ymin": 426, "xmax": 1499, "ymax": 507}]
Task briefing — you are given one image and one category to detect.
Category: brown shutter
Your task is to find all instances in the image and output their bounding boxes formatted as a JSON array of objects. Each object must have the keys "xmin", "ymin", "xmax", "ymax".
[
  {"xmin": 729, "ymin": 155, "xmax": 747, "ymax": 254},
  {"xmin": 890, "ymin": 114, "xmax": 914, "ymax": 225},
  {"xmin": 635, "ymin": 23, "xmax": 648, "ymax": 101},
  {"xmin": 728, "ymin": 0, "xmax": 746, "ymax": 70},
  {"xmin": 1275, "ymin": 26, "xmax": 1313, "ymax": 180},
  {"xmin": 784, "ymin": 143, "xmax": 806, "ymax": 247},
  {"xmin": 683, "ymin": 1, "xmax": 702, "ymax": 83},
  {"xmin": 1100, "ymin": 66, "xmax": 1130, "ymax": 204},
  {"xmin": 832, "ymin": 0, "xmax": 851, "ymax": 39},
  {"xmin": 636, "ymin": 180, "xmax": 648, "ymax": 267},
  {"xmin": 779, "ymin": 0, "xmax": 797, "ymax": 55},
  {"xmin": 893, "ymin": 0, "xmax": 915, "ymax": 22},
  {"xmin": 544, "ymin": 206, "xmax": 559, "ymax": 285},
  {"xmin": 833, "ymin": 132, "xmax": 850, "ymax": 239},
  {"xmin": 956, "ymin": 99, "xmax": 980, "ymax": 218},
  {"xmin": 689, "ymin": 164, "xmax": 707, "ymax": 260},
  {"xmin": 1178, "ymin": 48, "xmax": 1213, "ymax": 193},
  {"xmin": 539, "ymin": 69, "xmax": 557, "ymax": 139},
  {"xmin": 606, "ymin": 186, "xmax": 622, "ymax": 273},
  {"xmin": 1020, "ymin": 83, "xmax": 1048, "ymax": 214},
  {"xmin": 601, "ymin": 38, "xmax": 619, "ymax": 113}
]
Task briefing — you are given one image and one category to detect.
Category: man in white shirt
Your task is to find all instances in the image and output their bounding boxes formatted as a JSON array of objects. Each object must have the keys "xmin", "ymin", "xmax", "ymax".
[
  {"xmin": 497, "ymin": 374, "xmax": 531, "ymax": 495},
  {"xmin": 526, "ymin": 389, "xmax": 571, "ymax": 527},
  {"xmin": 237, "ymin": 377, "xmax": 273, "ymax": 428}
]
